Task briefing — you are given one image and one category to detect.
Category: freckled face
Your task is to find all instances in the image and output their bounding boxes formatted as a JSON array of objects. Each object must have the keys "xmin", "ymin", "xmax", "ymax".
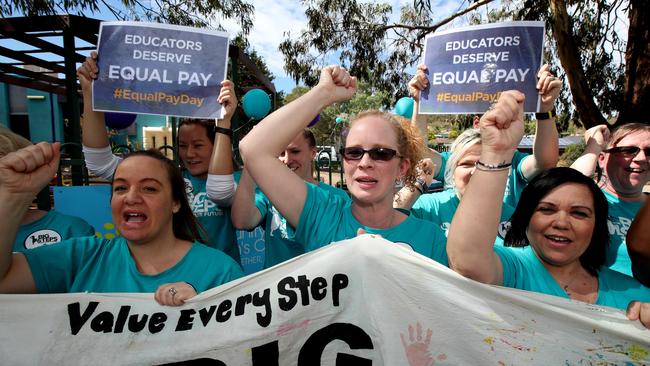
[{"xmin": 344, "ymin": 116, "xmax": 409, "ymax": 206}]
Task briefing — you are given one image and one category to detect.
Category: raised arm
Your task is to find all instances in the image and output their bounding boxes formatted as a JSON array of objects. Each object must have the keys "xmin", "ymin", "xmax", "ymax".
[
  {"xmin": 628, "ymin": 198, "xmax": 650, "ymax": 286},
  {"xmin": 409, "ymin": 64, "xmax": 442, "ymax": 171},
  {"xmin": 447, "ymin": 91, "xmax": 526, "ymax": 285},
  {"xmin": 394, "ymin": 65, "xmax": 439, "ymax": 209},
  {"xmin": 78, "ymin": 51, "xmax": 109, "ymax": 149},
  {"xmin": 570, "ymin": 125, "xmax": 610, "ymax": 177},
  {"xmin": 206, "ymin": 80, "xmax": 237, "ymax": 206},
  {"xmin": 239, "ymin": 66, "xmax": 356, "ymax": 227},
  {"xmin": 230, "ymin": 167, "xmax": 263, "ymax": 230},
  {"xmin": 519, "ymin": 64, "xmax": 561, "ymax": 180},
  {"xmin": 0, "ymin": 142, "xmax": 60, "ymax": 293},
  {"xmin": 77, "ymin": 52, "xmax": 121, "ymax": 179}
]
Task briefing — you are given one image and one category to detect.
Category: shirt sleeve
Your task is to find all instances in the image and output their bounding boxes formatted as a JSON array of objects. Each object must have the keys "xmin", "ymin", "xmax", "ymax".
[
  {"xmin": 82, "ymin": 145, "xmax": 122, "ymax": 180},
  {"xmin": 23, "ymin": 237, "xmax": 101, "ymax": 293},
  {"xmin": 434, "ymin": 151, "xmax": 450, "ymax": 182},
  {"xmin": 291, "ymin": 182, "xmax": 347, "ymax": 251}
]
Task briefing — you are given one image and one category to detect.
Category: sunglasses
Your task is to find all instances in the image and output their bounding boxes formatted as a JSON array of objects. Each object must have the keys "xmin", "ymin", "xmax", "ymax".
[
  {"xmin": 604, "ymin": 146, "xmax": 650, "ymax": 158},
  {"xmin": 339, "ymin": 147, "xmax": 400, "ymax": 161}
]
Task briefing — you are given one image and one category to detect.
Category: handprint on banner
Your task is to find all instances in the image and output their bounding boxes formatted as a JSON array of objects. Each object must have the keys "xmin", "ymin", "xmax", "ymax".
[{"xmin": 401, "ymin": 322, "xmax": 434, "ymax": 366}]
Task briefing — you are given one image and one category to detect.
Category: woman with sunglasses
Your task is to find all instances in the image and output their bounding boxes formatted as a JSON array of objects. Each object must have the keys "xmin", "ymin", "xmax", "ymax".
[
  {"xmin": 571, "ymin": 123, "xmax": 650, "ymax": 276},
  {"xmin": 77, "ymin": 52, "xmax": 242, "ymax": 264},
  {"xmin": 228, "ymin": 128, "xmax": 348, "ymax": 269},
  {"xmin": 239, "ymin": 66, "xmax": 448, "ymax": 263},
  {"xmin": 446, "ymin": 91, "xmax": 650, "ymax": 327}
]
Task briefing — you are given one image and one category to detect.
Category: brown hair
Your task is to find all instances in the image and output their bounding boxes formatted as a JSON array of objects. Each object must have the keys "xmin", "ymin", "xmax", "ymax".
[
  {"xmin": 348, "ymin": 110, "xmax": 424, "ymax": 186},
  {"xmin": 178, "ymin": 119, "xmax": 216, "ymax": 145},
  {"xmin": 605, "ymin": 122, "xmax": 650, "ymax": 149},
  {"xmin": 0, "ymin": 127, "xmax": 32, "ymax": 158},
  {"xmin": 301, "ymin": 128, "xmax": 316, "ymax": 148}
]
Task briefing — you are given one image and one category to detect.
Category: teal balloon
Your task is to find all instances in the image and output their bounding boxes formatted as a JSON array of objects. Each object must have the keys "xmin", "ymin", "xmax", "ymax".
[
  {"xmin": 242, "ymin": 89, "xmax": 271, "ymax": 120},
  {"xmin": 335, "ymin": 116, "xmax": 343, "ymax": 124},
  {"xmin": 394, "ymin": 97, "xmax": 415, "ymax": 118}
]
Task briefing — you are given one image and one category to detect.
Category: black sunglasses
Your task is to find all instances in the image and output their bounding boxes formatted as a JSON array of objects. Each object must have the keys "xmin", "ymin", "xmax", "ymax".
[
  {"xmin": 604, "ymin": 146, "xmax": 650, "ymax": 158},
  {"xmin": 339, "ymin": 147, "xmax": 400, "ymax": 161}
]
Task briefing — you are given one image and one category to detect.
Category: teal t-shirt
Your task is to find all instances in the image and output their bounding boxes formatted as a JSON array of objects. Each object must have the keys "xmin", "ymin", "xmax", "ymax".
[
  {"xmin": 502, "ymin": 151, "xmax": 529, "ymax": 208},
  {"xmin": 435, "ymin": 150, "xmax": 529, "ymax": 207},
  {"xmin": 183, "ymin": 171, "xmax": 240, "ymax": 264},
  {"xmin": 292, "ymin": 182, "xmax": 449, "ymax": 266},
  {"xmin": 14, "ymin": 210, "xmax": 95, "ymax": 253},
  {"xmin": 256, "ymin": 182, "xmax": 349, "ymax": 269},
  {"xmin": 602, "ymin": 189, "xmax": 643, "ymax": 276},
  {"xmin": 411, "ymin": 189, "xmax": 514, "ymax": 246},
  {"xmin": 495, "ymin": 245, "xmax": 650, "ymax": 310},
  {"xmin": 23, "ymin": 236, "xmax": 243, "ymax": 293},
  {"xmin": 434, "ymin": 151, "xmax": 450, "ymax": 182}
]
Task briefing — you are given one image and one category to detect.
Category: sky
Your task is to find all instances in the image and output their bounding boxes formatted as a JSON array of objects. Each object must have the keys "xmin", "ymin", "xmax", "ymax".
[
  {"xmin": 5, "ymin": 0, "xmax": 628, "ymax": 96},
  {"xmin": 0, "ymin": 0, "xmax": 502, "ymax": 94},
  {"xmin": 217, "ymin": 0, "xmax": 475, "ymax": 93}
]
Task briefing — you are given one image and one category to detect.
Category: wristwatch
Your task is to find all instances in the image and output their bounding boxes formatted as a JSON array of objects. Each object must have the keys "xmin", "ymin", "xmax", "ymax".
[{"xmin": 535, "ymin": 108, "xmax": 556, "ymax": 120}]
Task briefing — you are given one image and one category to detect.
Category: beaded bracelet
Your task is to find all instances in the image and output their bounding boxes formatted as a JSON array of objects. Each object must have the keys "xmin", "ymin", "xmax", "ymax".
[{"xmin": 475, "ymin": 160, "xmax": 512, "ymax": 171}]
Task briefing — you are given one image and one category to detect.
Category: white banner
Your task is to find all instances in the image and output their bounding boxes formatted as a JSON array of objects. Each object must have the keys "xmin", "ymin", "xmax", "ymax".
[{"xmin": 1, "ymin": 235, "xmax": 648, "ymax": 365}]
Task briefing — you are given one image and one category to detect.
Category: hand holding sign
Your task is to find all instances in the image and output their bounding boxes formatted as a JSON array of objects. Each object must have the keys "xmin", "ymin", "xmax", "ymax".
[
  {"xmin": 536, "ymin": 64, "xmax": 562, "ymax": 113},
  {"xmin": 94, "ymin": 22, "xmax": 229, "ymax": 119},
  {"xmin": 218, "ymin": 80, "xmax": 238, "ymax": 123},
  {"xmin": 420, "ymin": 21, "xmax": 544, "ymax": 114},
  {"xmin": 408, "ymin": 64, "xmax": 429, "ymax": 102}
]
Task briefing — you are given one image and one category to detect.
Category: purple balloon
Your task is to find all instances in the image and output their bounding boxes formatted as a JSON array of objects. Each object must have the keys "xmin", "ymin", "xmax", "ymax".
[
  {"xmin": 308, "ymin": 114, "xmax": 320, "ymax": 127},
  {"xmin": 105, "ymin": 112, "xmax": 137, "ymax": 130}
]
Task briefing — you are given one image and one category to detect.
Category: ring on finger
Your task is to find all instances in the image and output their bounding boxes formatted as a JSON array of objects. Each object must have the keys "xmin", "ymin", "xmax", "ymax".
[{"xmin": 169, "ymin": 287, "xmax": 178, "ymax": 296}]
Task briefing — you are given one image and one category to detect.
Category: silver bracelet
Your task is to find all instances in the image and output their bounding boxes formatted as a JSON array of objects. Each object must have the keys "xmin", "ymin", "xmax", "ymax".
[{"xmin": 475, "ymin": 160, "xmax": 512, "ymax": 171}]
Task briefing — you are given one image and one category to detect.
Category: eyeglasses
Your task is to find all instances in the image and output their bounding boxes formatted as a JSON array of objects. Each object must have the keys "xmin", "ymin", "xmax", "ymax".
[
  {"xmin": 339, "ymin": 147, "xmax": 400, "ymax": 161},
  {"xmin": 604, "ymin": 146, "xmax": 650, "ymax": 158}
]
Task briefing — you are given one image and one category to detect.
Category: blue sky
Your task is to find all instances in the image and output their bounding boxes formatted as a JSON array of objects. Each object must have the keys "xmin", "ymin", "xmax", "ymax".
[{"xmin": 0, "ymin": 0, "xmax": 504, "ymax": 93}]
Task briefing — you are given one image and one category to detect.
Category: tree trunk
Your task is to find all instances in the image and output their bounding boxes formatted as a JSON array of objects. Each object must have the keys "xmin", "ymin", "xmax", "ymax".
[
  {"xmin": 615, "ymin": 0, "xmax": 650, "ymax": 126},
  {"xmin": 549, "ymin": 0, "xmax": 608, "ymax": 129}
]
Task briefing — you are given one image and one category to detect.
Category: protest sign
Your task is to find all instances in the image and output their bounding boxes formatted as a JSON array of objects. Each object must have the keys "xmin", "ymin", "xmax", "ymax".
[
  {"xmin": 1, "ymin": 236, "xmax": 648, "ymax": 365},
  {"xmin": 93, "ymin": 21, "xmax": 229, "ymax": 118},
  {"xmin": 420, "ymin": 21, "xmax": 544, "ymax": 114}
]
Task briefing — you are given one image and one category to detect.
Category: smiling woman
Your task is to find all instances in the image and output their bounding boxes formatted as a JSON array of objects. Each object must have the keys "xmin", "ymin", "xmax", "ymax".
[
  {"xmin": 0, "ymin": 146, "xmax": 243, "ymax": 306},
  {"xmin": 238, "ymin": 66, "xmax": 448, "ymax": 265},
  {"xmin": 447, "ymin": 92, "xmax": 650, "ymax": 328}
]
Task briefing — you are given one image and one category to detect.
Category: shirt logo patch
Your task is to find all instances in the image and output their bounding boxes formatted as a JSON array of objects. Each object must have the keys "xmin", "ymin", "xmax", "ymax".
[{"xmin": 24, "ymin": 229, "xmax": 62, "ymax": 250}]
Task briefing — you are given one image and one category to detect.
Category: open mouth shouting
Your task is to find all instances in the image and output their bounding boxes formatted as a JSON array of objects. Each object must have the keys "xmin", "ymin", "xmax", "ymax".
[
  {"xmin": 122, "ymin": 210, "xmax": 148, "ymax": 228},
  {"xmin": 355, "ymin": 175, "xmax": 379, "ymax": 189}
]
